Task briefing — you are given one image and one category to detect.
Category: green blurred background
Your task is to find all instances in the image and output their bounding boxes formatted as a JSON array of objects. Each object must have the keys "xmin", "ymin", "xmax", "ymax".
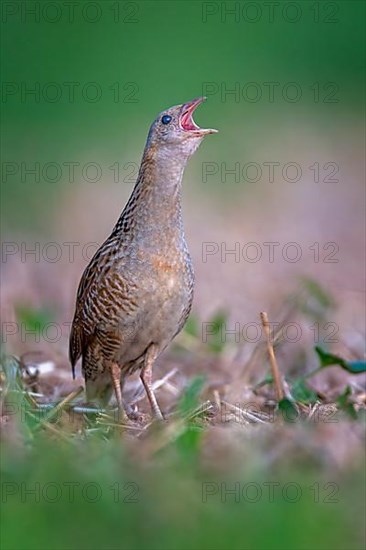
[
  {"xmin": 2, "ymin": 0, "xmax": 365, "ymax": 233},
  {"xmin": 1, "ymin": 2, "xmax": 365, "ymax": 549}
]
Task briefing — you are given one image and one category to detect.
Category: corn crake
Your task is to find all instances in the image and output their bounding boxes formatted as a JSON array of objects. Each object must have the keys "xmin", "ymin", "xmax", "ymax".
[{"xmin": 69, "ymin": 97, "xmax": 217, "ymax": 421}]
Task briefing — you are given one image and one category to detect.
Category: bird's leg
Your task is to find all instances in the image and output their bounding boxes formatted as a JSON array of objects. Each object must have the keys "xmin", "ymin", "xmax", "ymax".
[
  {"xmin": 109, "ymin": 363, "xmax": 128, "ymax": 423},
  {"xmin": 140, "ymin": 345, "xmax": 164, "ymax": 420},
  {"xmin": 120, "ymin": 373, "xmax": 141, "ymax": 420}
]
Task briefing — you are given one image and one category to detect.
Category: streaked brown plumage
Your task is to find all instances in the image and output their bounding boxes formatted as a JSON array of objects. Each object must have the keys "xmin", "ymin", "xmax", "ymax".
[{"xmin": 69, "ymin": 97, "xmax": 217, "ymax": 420}]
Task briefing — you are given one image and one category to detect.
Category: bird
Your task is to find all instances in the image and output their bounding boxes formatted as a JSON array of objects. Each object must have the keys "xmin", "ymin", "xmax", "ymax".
[{"xmin": 69, "ymin": 97, "xmax": 217, "ymax": 421}]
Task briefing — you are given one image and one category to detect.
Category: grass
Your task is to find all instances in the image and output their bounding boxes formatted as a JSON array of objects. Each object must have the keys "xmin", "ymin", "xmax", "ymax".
[
  {"xmin": 1, "ymin": 435, "xmax": 364, "ymax": 550},
  {"xmin": 1, "ymin": 280, "xmax": 365, "ymax": 550}
]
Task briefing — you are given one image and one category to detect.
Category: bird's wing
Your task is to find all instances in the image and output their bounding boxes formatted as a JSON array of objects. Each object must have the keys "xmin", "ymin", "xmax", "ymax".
[
  {"xmin": 69, "ymin": 237, "xmax": 141, "ymax": 376},
  {"xmin": 68, "ymin": 242, "xmax": 111, "ymax": 377}
]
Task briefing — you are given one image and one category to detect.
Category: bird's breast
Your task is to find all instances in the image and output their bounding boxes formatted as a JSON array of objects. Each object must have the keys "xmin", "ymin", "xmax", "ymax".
[{"xmin": 146, "ymin": 254, "xmax": 190, "ymax": 304}]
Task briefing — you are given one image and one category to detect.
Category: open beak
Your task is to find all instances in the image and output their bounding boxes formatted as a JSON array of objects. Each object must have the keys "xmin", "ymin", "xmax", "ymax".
[{"xmin": 179, "ymin": 97, "xmax": 218, "ymax": 136}]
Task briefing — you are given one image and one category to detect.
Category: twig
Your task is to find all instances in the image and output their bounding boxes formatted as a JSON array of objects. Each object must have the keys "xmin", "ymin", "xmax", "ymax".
[
  {"xmin": 260, "ymin": 311, "xmax": 284, "ymax": 401},
  {"xmin": 73, "ymin": 406, "xmax": 106, "ymax": 414},
  {"xmin": 35, "ymin": 386, "xmax": 84, "ymax": 430},
  {"xmin": 213, "ymin": 390, "xmax": 221, "ymax": 413},
  {"xmin": 96, "ymin": 420, "xmax": 143, "ymax": 431},
  {"xmin": 184, "ymin": 400, "xmax": 214, "ymax": 421},
  {"xmin": 221, "ymin": 400, "xmax": 269, "ymax": 425},
  {"xmin": 26, "ymin": 411, "xmax": 72, "ymax": 443}
]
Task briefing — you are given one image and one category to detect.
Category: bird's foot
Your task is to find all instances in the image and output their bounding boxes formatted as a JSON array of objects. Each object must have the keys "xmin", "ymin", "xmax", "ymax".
[
  {"xmin": 123, "ymin": 403, "xmax": 147, "ymax": 423},
  {"xmin": 127, "ymin": 410, "xmax": 146, "ymax": 423}
]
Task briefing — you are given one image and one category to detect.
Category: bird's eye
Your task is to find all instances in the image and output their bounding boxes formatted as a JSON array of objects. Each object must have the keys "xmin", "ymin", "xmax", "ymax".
[{"xmin": 161, "ymin": 115, "xmax": 172, "ymax": 125}]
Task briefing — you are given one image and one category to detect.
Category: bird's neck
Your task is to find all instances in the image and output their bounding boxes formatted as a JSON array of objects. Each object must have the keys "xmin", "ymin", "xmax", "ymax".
[
  {"xmin": 114, "ymin": 144, "xmax": 189, "ymax": 238},
  {"xmin": 136, "ymin": 142, "xmax": 187, "ymax": 199}
]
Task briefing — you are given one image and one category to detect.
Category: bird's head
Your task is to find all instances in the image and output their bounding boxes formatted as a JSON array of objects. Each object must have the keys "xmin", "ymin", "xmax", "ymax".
[{"xmin": 146, "ymin": 97, "xmax": 218, "ymax": 159}]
